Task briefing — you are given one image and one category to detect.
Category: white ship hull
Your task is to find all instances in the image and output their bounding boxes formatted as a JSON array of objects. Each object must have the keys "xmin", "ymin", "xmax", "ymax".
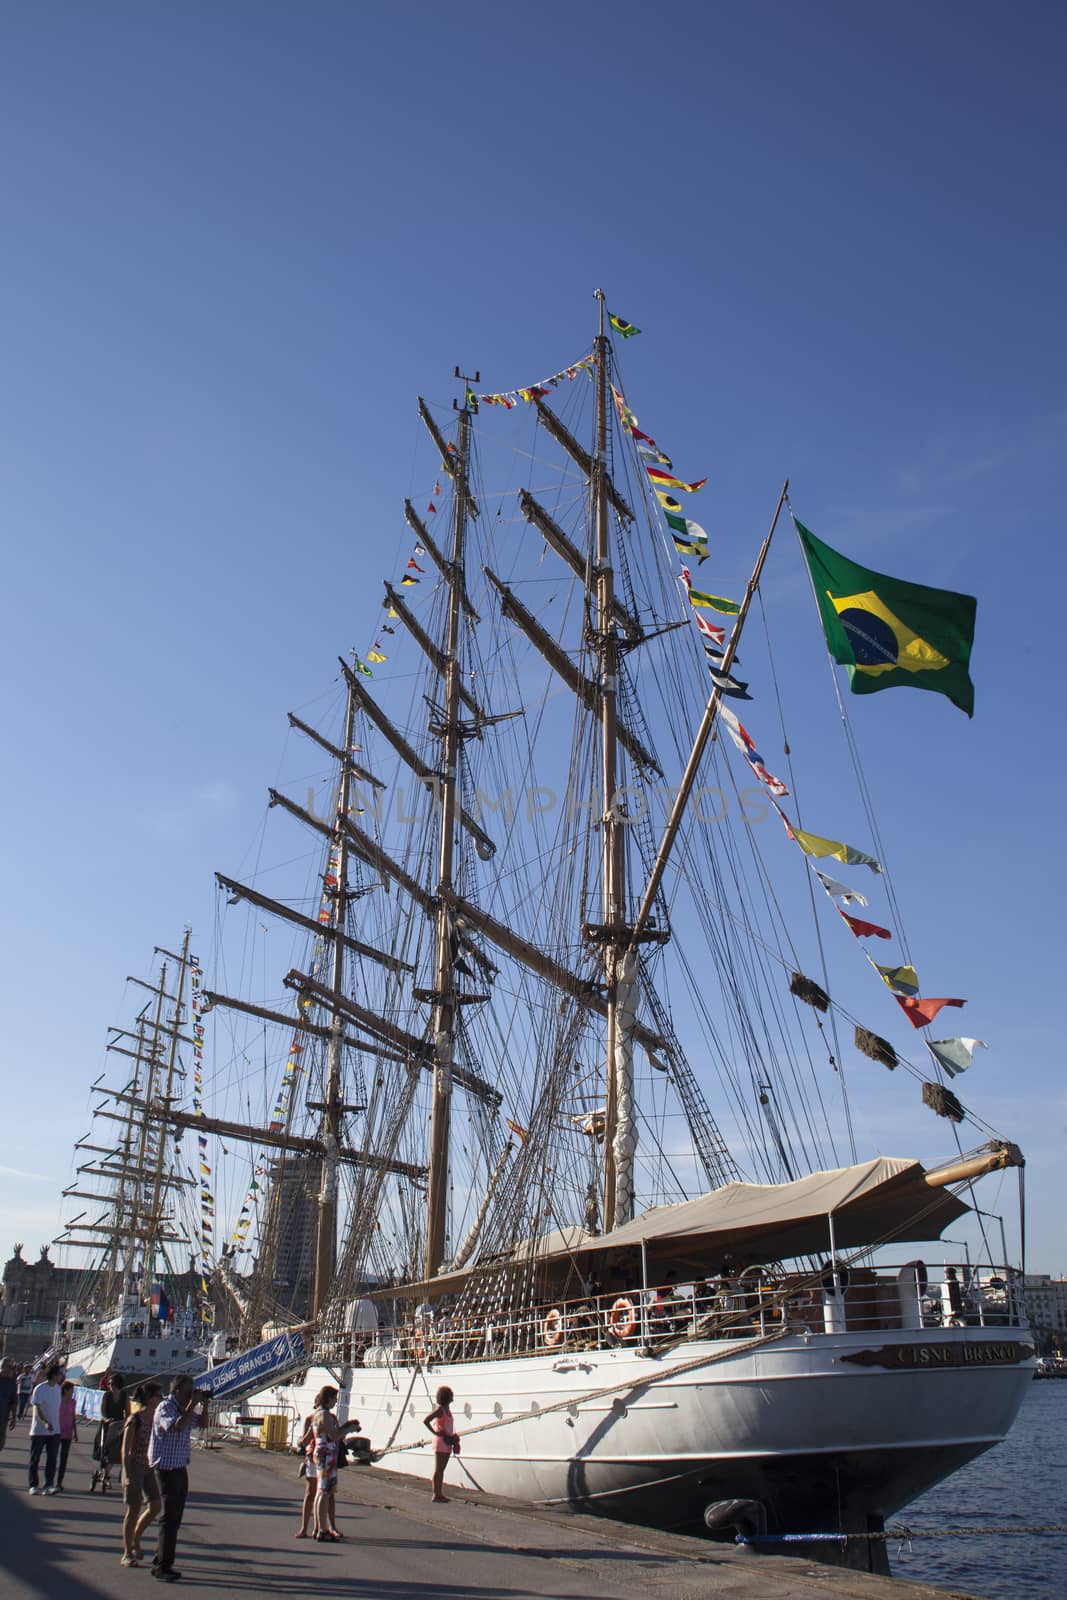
[
  {"xmin": 64, "ymin": 1330, "xmax": 211, "ymax": 1386},
  {"xmin": 268, "ymin": 1325, "xmax": 1032, "ymax": 1544}
]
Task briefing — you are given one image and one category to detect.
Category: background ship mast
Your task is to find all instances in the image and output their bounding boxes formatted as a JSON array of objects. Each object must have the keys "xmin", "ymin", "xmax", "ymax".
[
  {"xmin": 140, "ymin": 934, "xmax": 193, "ymax": 1298},
  {"xmin": 58, "ymin": 934, "xmax": 198, "ymax": 1310}
]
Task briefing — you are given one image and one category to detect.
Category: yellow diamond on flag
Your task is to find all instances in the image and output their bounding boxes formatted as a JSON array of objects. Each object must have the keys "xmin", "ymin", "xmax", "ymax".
[{"xmin": 828, "ymin": 591, "xmax": 949, "ymax": 677}]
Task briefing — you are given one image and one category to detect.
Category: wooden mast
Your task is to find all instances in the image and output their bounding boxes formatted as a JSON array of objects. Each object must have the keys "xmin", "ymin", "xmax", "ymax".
[
  {"xmin": 483, "ymin": 568, "xmax": 660, "ymax": 773},
  {"xmin": 589, "ymin": 291, "xmax": 631, "ymax": 1230},
  {"xmin": 424, "ymin": 376, "xmax": 475, "ymax": 1278},
  {"xmin": 311, "ymin": 674, "xmax": 357, "ymax": 1317}
]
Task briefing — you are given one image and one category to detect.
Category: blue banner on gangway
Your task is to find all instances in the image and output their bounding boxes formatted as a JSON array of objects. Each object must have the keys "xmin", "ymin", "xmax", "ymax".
[{"xmin": 195, "ymin": 1328, "xmax": 307, "ymax": 1400}]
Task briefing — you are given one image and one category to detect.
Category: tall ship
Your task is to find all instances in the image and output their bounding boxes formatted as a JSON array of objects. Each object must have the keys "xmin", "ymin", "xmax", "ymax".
[
  {"xmin": 194, "ymin": 296, "xmax": 1032, "ymax": 1569},
  {"xmin": 55, "ymin": 933, "xmax": 223, "ymax": 1384}
]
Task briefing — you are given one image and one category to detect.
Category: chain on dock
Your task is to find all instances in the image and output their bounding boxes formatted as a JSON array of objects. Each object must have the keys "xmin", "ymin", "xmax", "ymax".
[{"xmin": 734, "ymin": 1525, "xmax": 1067, "ymax": 1549}]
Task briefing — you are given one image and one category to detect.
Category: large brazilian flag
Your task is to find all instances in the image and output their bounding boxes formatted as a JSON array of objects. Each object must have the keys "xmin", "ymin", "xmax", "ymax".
[{"xmin": 795, "ymin": 519, "xmax": 977, "ymax": 716}]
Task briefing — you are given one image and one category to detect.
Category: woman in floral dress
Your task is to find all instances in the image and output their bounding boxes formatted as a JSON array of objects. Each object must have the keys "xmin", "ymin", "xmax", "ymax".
[{"xmin": 305, "ymin": 1387, "xmax": 343, "ymax": 1541}]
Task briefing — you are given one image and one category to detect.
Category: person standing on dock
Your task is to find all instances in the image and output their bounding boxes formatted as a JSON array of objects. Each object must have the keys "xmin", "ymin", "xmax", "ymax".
[
  {"xmin": 0, "ymin": 1359, "xmax": 16, "ymax": 1449},
  {"xmin": 424, "ymin": 1385, "xmax": 460, "ymax": 1503},
  {"xmin": 305, "ymin": 1386, "xmax": 350, "ymax": 1542},
  {"xmin": 93, "ymin": 1372, "xmax": 127, "ymax": 1492},
  {"xmin": 27, "ymin": 1362, "xmax": 64, "ymax": 1494},
  {"xmin": 55, "ymin": 1381, "xmax": 78, "ymax": 1491},
  {"xmin": 17, "ymin": 1366, "xmax": 32, "ymax": 1422},
  {"xmin": 296, "ymin": 1391, "xmax": 365, "ymax": 1540},
  {"xmin": 120, "ymin": 1383, "xmax": 163, "ymax": 1567},
  {"xmin": 147, "ymin": 1375, "xmax": 210, "ymax": 1582},
  {"xmin": 294, "ymin": 1406, "xmax": 317, "ymax": 1539}
]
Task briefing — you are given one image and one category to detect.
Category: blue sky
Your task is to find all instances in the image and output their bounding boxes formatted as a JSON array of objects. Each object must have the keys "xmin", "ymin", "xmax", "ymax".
[{"xmin": 1, "ymin": 3, "xmax": 1064, "ymax": 1274}]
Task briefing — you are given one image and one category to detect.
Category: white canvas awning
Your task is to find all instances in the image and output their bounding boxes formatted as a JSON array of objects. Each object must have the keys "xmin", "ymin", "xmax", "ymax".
[
  {"xmin": 582, "ymin": 1156, "xmax": 968, "ymax": 1265},
  {"xmin": 374, "ymin": 1157, "xmax": 967, "ymax": 1302}
]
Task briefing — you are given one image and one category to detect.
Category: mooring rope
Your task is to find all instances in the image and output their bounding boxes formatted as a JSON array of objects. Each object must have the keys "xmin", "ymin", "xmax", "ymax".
[
  {"xmin": 370, "ymin": 1325, "xmax": 791, "ymax": 1461},
  {"xmin": 368, "ymin": 1359, "xmax": 423, "ymax": 1458}
]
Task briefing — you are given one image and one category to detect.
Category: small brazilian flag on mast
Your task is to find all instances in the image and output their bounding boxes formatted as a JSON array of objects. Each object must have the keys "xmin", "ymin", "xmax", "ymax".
[
  {"xmin": 608, "ymin": 311, "xmax": 640, "ymax": 338},
  {"xmin": 795, "ymin": 518, "xmax": 977, "ymax": 716}
]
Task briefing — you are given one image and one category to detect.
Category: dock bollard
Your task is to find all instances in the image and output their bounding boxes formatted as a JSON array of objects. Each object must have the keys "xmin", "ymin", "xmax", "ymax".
[{"xmin": 704, "ymin": 1499, "xmax": 768, "ymax": 1543}]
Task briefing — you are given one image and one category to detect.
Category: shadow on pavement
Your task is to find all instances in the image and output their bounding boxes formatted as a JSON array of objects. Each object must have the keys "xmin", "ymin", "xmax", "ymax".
[
  {"xmin": 198, "ymin": 1570, "xmax": 595, "ymax": 1599},
  {"xmin": 0, "ymin": 1445, "xmax": 658, "ymax": 1600},
  {"xmin": 329, "ymin": 1532, "xmax": 663, "ymax": 1565},
  {"xmin": 0, "ymin": 1475, "xmax": 118, "ymax": 1600}
]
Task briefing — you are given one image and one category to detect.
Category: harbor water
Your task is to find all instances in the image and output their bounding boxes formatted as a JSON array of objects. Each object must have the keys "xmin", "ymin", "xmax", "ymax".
[{"xmin": 892, "ymin": 1380, "xmax": 1066, "ymax": 1599}]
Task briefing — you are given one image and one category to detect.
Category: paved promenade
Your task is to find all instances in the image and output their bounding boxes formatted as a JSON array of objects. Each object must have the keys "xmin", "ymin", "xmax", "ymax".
[{"xmin": 0, "ymin": 1431, "xmax": 971, "ymax": 1600}]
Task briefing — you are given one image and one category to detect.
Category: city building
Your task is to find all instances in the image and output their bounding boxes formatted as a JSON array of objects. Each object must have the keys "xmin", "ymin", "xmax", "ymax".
[
  {"xmin": 270, "ymin": 1153, "xmax": 322, "ymax": 1318},
  {"xmin": 1020, "ymin": 1273, "xmax": 1067, "ymax": 1354},
  {"xmin": 1, "ymin": 1241, "xmax": 233, "ymax": 1366},
  {"xmin": 0, "ymin": 1243, "xmax": 85, "ymax": 1364}
]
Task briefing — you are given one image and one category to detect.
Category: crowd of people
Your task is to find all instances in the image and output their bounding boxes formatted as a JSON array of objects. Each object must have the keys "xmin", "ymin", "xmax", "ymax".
[
  {"xmin": 4, "ymin": 1353, "xmax": 464, "ymax": 1577},
  {"xmin": 2, "ymin": 1360, "xmax": 211, "ymax": 1582},
  {"xmin": 292, "ymin": 1380, "xmax": 460, "ymax": 1539}
]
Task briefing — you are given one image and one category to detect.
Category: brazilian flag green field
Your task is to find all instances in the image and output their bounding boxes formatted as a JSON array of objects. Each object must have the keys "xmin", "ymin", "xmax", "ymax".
[{"xmin": 795, "ymin": 518, "xmax": 977, "ymax": 716}]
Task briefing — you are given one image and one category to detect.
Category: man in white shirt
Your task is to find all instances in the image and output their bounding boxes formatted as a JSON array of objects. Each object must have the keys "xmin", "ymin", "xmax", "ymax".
[{"xmin": 28, "ymin": 1362, "xmax": 65, "ymax": 1494}]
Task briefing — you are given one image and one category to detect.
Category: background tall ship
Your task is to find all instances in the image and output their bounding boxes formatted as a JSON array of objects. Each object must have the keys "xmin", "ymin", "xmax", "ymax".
[
  {"xmin": 190, "ymin": 295, "xmax": 1031, "ymax": 1569},
  {"xmin": 55, "ymin": 932, "xmax": 225, "ymax": 1383}
]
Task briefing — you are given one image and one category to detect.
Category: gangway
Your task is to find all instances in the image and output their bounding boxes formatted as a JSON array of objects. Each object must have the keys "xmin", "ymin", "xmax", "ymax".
[{"xmin": 196, "ymin": 1326, "xmax": 311, "ymax": 1408}]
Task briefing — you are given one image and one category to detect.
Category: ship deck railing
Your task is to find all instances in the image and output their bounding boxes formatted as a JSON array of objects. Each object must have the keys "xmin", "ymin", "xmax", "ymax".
[{"xmin": 322, "ymin": 1261, "xmax": 1026, "ymax": 1367}]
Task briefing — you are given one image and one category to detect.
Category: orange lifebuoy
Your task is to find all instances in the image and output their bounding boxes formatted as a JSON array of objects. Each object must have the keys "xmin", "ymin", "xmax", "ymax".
[
  {"xmin": 542, "ymin": 1307, "xmax": 565, "ymax": 1348},
  {"xmin": 608, "ymin": 1296, "xmax": 637, "ymax": 1340}
]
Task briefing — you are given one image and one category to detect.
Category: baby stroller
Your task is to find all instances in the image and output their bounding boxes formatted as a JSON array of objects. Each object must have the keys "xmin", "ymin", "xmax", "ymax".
[{"xmin": 89, "ymin": 1416, "xmax": 123, "ymax": 1493}]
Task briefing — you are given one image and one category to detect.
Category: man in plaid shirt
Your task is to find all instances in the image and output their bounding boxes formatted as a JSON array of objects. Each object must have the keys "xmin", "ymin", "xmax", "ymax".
[{"xmin": 147, "ymin": 1375, "xmax": 210, "ymax": 1582}]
